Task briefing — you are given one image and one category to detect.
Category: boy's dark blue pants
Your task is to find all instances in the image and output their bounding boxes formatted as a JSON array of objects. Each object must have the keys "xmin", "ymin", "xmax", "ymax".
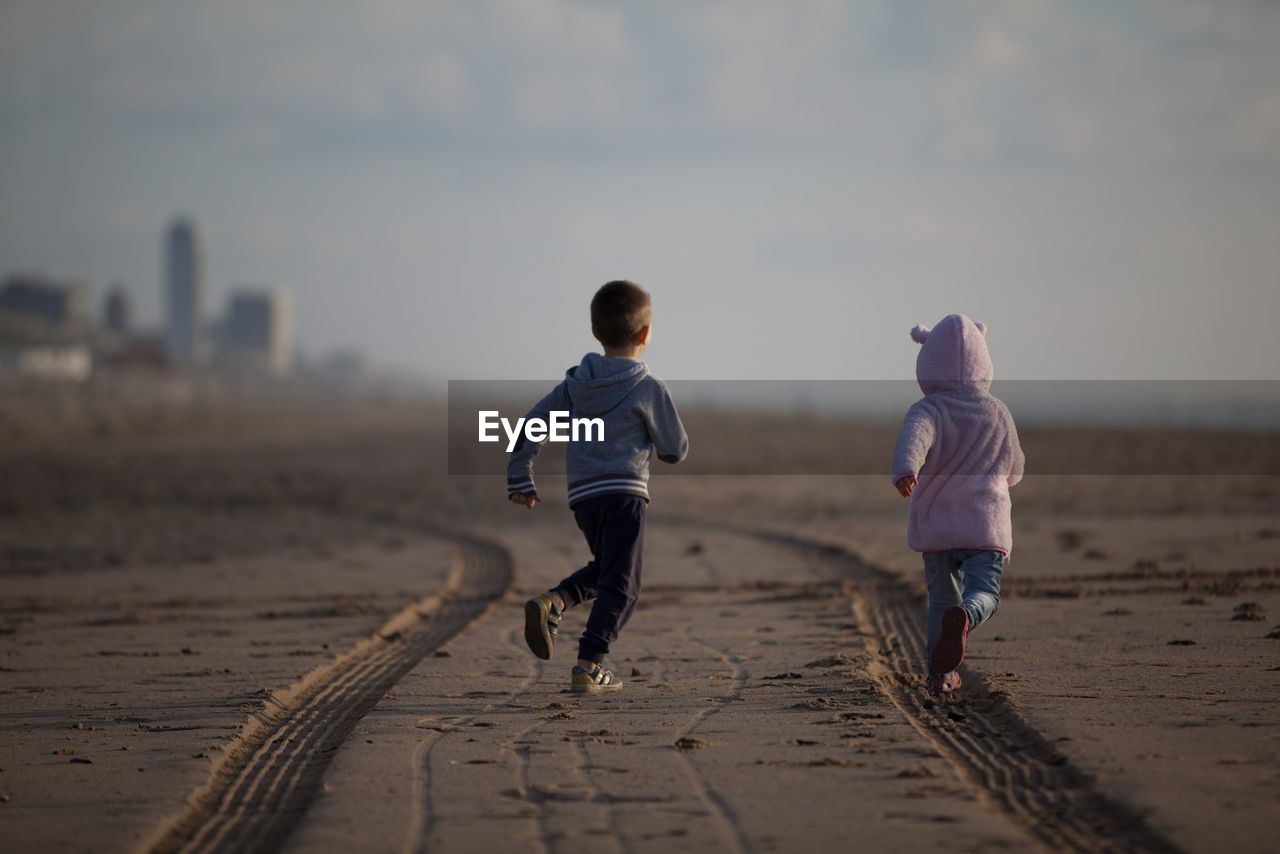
[{"xmin": 553, "ymin": 493, "xmax": 646, "ymax": 663}]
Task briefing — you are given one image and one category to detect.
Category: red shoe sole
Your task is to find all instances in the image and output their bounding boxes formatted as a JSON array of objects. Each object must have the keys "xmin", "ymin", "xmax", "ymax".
[
  {"xmin": 930, "ymin": 605, "xmax": 969, "ymax": 674},
  {"xmin": 926, "ymin": 671, "xmax": 963, "ymax": 696}
]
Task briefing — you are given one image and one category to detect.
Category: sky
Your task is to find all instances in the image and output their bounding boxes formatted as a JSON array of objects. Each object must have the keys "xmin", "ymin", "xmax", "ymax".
[{"xmin": 1, "ymin": 0, "xmax": 1278, "ymax": 381}]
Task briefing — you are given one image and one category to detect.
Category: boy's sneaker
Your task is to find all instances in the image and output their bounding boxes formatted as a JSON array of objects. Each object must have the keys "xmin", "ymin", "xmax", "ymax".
[
  {"xmin": 570, "ymin": 663, "xmax": 624, "ymax": 693},
  {"xmin": 926, "ymin": 671, "xmax": 962, "ymax": 696},
  {"xmin": 524, "ymin": 593, "xmax": 562, "ymax": 661},
  {"xmin": 930, "ymin": 605, "xmax": 971, "ymax": 674}
]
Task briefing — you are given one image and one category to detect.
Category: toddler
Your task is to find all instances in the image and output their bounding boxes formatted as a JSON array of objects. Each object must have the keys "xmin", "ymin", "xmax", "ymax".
[{"xmin": 891, "ymin": 314, "xmax": 1024, "ymax": 695}]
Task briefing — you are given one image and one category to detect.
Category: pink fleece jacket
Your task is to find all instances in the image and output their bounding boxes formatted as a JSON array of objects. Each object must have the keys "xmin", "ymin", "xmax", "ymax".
[{"xmin": 890, "ymin": 314, "xmax": 1025, "ymax": 554}]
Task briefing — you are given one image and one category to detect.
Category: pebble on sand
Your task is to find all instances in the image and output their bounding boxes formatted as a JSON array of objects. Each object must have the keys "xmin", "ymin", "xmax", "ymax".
[
  {"xmin": 896, "ymin": 766, "xmax": 937, "ymax": 779},
  {"xmin": 1231, "ymin": 602, "xmax": 1266, "ymax": 622},
  {"xmin": 674, "ymin": 737, "xmax": 709, "ymax": 751}
]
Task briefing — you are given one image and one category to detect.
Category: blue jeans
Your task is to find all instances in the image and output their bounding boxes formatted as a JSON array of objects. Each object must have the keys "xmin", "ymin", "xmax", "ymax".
[{"xmin": 923, "ymin": 549, "xmax": 1006, "ymax": 673}]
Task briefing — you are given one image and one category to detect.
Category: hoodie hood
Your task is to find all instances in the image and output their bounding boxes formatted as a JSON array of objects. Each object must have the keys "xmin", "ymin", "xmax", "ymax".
[
  {"xmin": 910, "ymin": 313, "xmax": 993, "ymax": 395},
  {"xmin": 564, "ymin": 352, "xmax": 650, "ymax": 416}
]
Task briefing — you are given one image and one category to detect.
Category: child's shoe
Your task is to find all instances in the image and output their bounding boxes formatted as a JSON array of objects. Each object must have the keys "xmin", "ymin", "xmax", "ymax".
[
  {"xmin": 930, "ymin": 604, "xmax": 970, "ymax": 674},
  {"xmin": 926, "ymin": 671, "xmax": 962, "ymax": 696},
  {"xmin": 570, "ymin": 662, "xmax": 624, "ymax": 693},
  {"xmin": 524, "ymin": 593, "xmax": 563, "ymax": 660}
]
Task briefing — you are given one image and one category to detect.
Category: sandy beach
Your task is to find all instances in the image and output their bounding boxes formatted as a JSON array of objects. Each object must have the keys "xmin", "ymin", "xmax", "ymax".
[
  {"xmin": 2, "ymin": 398, "xmax": 1277, "ymax": 853},
  {"xmin": 7, "ymin": 2, "xmax": 1280, "ymax": 851}
]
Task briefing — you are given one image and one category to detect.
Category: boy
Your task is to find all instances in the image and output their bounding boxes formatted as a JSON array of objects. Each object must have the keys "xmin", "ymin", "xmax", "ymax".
[
  {"xmin": 508, "ymin": 280, "xmax": 688, "ymax": 693},
  {"xmin": 890, "ymin": 314, "xmax": 1025, "ymax": 696}
]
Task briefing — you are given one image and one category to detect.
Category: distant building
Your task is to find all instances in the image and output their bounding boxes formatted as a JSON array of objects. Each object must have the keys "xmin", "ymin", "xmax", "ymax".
[
  {"xmin": 0, "ymin": 274, "xmax": 92, "ymax": 382},
  {"xmin": 2, "ymin": 344, "xmax": 92, "ymax": 382},
  {"xmin": 313, "ymin": 349, "xmax": 374, "ymax": 386},
  {"xmin": 219, "ymin": 287, "xmax": 294, "ymax": 376},
  {"xmin": 103, "ymin": 284, "xmax": 131, "ymax": 336},
  {"xmin": 0, "ymin": 274, "xmax": 90, "ymax": 328},
  {"xmin": 165, "ymin": 217, "xmax": 205, "ymax": 364}
]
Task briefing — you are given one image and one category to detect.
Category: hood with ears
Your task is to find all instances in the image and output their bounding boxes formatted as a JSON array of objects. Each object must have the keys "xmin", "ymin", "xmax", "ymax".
[{"xmin": 910, "ymin": 313, "xmax": 993, "ymax": 395}]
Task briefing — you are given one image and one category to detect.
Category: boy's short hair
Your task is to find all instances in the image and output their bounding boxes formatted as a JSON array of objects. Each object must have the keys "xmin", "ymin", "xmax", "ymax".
[{"xmin": 591, "ymin": 280, "xmax": 651, "ymax": 348}]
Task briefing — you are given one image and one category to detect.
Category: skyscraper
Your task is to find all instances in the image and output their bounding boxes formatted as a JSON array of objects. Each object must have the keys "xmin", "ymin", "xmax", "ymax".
[
  {"xmin": 164, "ymin": 217, "xmax": 204, "ymax": 364},
  {"xmin": 219, "ymin": 287, "xmax": 295, "ymax": 376},
  {"xmin": 103, "ymin": 284, "xmax": 130, "ymax": 336}
]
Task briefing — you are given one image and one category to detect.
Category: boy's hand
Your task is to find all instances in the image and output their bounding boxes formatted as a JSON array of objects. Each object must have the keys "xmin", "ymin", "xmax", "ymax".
[
  {"xmin": 510, "ymin": 493, "xmax": 539, "ymax": 510},
  {"xmin": 894, "ymin": 475, "xmax": 916, "ymax": 498}
]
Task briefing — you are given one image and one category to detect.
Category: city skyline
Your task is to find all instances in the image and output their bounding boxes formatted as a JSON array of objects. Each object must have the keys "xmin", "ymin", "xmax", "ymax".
[{"xmin": 1, "ymin": 214, "xmax": 300, "ymax": 381}]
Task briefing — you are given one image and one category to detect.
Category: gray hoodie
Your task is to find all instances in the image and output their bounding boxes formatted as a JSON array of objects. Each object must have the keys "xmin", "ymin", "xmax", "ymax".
[{"xmin": 506, "ymin": 353, "xmax": 688, "ymax": 507}]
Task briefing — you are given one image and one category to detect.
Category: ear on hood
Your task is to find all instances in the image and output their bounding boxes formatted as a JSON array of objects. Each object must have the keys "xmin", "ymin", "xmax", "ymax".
[{"xmin": 911, "ymin": 320, "xmax": 986, "ymax": 343}]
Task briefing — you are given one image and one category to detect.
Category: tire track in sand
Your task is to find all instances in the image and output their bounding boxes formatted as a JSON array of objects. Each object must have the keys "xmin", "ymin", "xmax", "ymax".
[
  {"xmin": 404, "ymin": 626, "xmax": 545, "ymax": 854},
  {"xmin": 144, "ymin": 531, "xmax": 513, "ymax": 854},
  {"xmin": 743, "ymin": 527, "xmax": 1182, "ymax": 854},
  {"xmin": 669, "ymin": 624, "xmax": 750, "ymax": 854}
]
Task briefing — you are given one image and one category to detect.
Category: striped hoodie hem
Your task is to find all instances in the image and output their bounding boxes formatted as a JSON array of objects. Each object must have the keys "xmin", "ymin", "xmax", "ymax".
[{"xmin": 567, "ymin": 473, "xmax": 649, "ymax": 507}]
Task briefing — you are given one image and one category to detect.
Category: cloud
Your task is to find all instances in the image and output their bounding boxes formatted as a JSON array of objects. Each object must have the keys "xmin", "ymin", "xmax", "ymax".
[
  {"xmin": 971, "ymin": 24, "xmax": 1030, "ymax": 71},
  {"xmin": 227, "ymin": 119, "xmax": 288, "ymax": 152},
  {"xmin": 405, "ymin": 52, "xmax": 473, "ymax": 115},
  {"xmin": 4, "ymin": 0, "xmax": 1277, "ymax": 172},
  {"xmin": 245, "ymin": 215, "xmax": 290, "ymax": 253},
  {"xmin": 1242, "ymin": 95, "xmax": 1280, "ymax": 153}
]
